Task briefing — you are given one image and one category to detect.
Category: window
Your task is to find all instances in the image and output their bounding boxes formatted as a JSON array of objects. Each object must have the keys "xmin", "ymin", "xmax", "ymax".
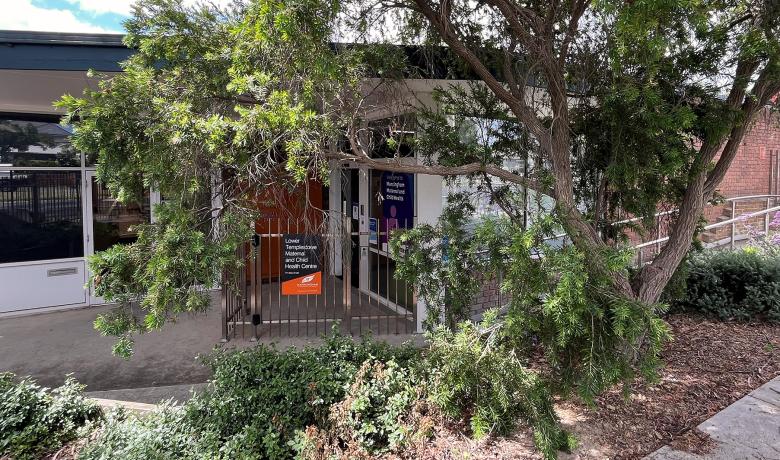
[
  {"xmin": 0, "ymin": 170, "xmax": 83, "ymax": 263},
  {"xmin": 0, "ymin": 118, "xmax": 80, "ymax": 167},
  {"xmin": 91, "ymin": 178, "xmax": 151, "ymax": 252}
]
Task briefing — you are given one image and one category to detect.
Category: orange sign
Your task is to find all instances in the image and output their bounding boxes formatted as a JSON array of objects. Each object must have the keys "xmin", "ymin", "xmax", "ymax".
[
  {"xmin": 281, "ymin": 271, "xmax": 322, "ymax": 295},
  {"xmin": 281, "ymin": 234, "xmax": 322, "ymax": 295}
]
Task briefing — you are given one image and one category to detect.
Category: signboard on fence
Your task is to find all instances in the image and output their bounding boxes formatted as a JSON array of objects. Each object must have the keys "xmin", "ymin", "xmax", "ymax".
[{"xmin": 281, "ymin": 234, "xmax": 322, "ymax": 295}]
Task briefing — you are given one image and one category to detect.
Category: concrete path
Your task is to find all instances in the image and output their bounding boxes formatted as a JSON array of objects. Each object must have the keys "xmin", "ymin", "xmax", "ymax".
[
  {"xmin": 646, "ymin": 376, "xmax": 780, "ymax": 459},
  {"xmin": 0, "ymin": 295, "xmax": 422, "ymax": 393},
  {"xmin": 0, "ymin": 303, "xmax": 222, "ymax": 391}
]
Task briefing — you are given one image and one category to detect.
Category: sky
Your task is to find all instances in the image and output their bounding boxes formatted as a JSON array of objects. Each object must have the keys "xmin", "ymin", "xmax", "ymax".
[{"xmin": 0, "ymin": 0, "xmax": 231, "ymax": 34}]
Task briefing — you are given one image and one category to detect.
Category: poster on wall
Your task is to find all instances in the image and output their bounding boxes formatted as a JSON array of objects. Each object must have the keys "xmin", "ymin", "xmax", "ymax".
[
  {"xmin": 381, "ymin": 172, "xmax": 414, "ymax": 243},
  {"xmin": 369, "ymin": 218, "xmax": 378, "ymax": 244},
  {"xmin": 281, "ymin": 234, "xmax": 322, "ymax": 295}
]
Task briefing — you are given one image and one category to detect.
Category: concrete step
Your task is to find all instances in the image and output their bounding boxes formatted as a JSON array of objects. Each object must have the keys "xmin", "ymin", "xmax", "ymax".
[{"xmin": 86, "ymin": 382, "xmax": 209, "ymax": 406}]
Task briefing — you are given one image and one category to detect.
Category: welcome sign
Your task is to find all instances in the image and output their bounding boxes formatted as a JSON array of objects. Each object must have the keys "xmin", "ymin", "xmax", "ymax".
[{"xmin": 281, "ymin": 234, "xmax": 322, "ymax": 295}]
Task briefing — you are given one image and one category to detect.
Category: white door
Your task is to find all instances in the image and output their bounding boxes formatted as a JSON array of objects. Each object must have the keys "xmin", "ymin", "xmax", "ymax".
[{"xmin": 0, "ymin": 169, "xmax": 87, "ymax": 313}]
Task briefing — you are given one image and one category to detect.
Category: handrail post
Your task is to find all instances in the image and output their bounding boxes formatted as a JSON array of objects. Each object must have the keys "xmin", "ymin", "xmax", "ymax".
[
  {"xmin": 730, "ymin": 201, "xmax": 736, "ymax": 250},
  {"xmin": 766, "ymin": 198, "xmax": 771, "ymax": 235}
]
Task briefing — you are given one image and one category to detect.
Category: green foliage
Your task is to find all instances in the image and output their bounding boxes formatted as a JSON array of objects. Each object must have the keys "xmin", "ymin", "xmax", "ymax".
[
  {"xmin": 183, "ymin": 330, "xmax": 419, "ymax": 459},
  {"xmin": 499, "ymin": 222, "xmax": 671, "ymax": 402},
  {"xmin": 77, "ymin": 406, "xmax": 209, "ymax": 460},
  {"xmin": 672, "ymin": 250, "xmax": 780, "ymax": 322},
  {"xmin": 390, "ymin": 193, "xmax": 489, "ymax": 327},
  {"xmin": 0, "ymin": 373, "xmax": 102, "ymax": 460},
  {"xmin": 76, "ymin": 330, "xmax": 421, "ymax": 460},
  {"xmin": 89, "ymin": 202, "xmax": 249, "ymax": 358},
  {"xmin": 395, "ymin": 209, "xmax": 671, "ymax": 405},
  {"xmin": 426, "ymin": 315, "xmax": 574, "ymax": 459},
  {"xmin": 296, "ymin": 359, "xmax": 430, "ymax": 458}
]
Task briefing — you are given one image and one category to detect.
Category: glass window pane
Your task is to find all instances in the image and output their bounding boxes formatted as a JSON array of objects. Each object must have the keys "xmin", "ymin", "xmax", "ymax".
[
  {"xmin": 0, "ymin": 170, "xmax": 83, "ymax": 263},
  {"xmin": 0, "ymin": 117, "xmax": 81, "ymax": 167},
  {"xmin": 92, "ymin": 178, "xmax": 150, "ymax": 252}
]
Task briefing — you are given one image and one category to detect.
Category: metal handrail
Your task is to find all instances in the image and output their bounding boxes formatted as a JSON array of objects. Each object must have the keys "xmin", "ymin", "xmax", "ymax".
[
  {"xmin": 633, "ymin": 205, "xmax": 780, "ymax": 250},
  {"xmin": 613, "ymin": 194, "xmax": 780, "ymax": 226},
  {"xmin": 543, "ymin": 194, "xmax": 780, "ymax": 245}
]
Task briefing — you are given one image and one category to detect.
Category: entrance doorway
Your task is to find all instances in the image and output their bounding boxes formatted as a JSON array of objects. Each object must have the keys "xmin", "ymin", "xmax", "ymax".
[{"xmin": 341, "ymin": 166, "xmax": 415, "ymax": 312}]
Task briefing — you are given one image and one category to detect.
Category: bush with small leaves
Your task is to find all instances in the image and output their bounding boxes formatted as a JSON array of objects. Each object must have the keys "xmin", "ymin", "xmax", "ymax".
[
  {"xmin": 77, "ymin": 405, "xmax": 210, "ymax": 460},
  {"xmin": 425, "ymin": 315, "xmax": 576, "ymax": 460},
  {"xmin": 0, "ymin": 373, "xmax": 102, "ymax": 460},
  {"xmin": 672, "ymin": 250, "xmax": 780, "ymax": 322},
  {"xmin": 296, "ymin": 359, "xmax": 432, "ymax": 459},
  {"xmin": 183, "ymin": 329, "xmax": 420, "ymax": 459}
]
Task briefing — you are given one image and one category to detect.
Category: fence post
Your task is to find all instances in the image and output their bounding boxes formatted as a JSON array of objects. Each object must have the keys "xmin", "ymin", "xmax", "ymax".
[
  {"xmin": 342, "ymin": 214, "xmax": 352, "ymax": 333},
  {"xmin": 250, "ymin": 234, "xmax": 258, "ymax": 341},
  {"xmin": 220, "ymin": 273, "xmax": 229, "ymax": 342}
]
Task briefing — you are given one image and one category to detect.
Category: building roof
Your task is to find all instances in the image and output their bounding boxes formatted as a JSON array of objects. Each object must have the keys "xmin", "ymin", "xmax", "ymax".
[
  {"xmin": 0, "ymin": 30, "xmax": 131, "ymax": 72},
  {"xmin": 0, "ymin": 30, "xmax": 126, "ymax": 46}
]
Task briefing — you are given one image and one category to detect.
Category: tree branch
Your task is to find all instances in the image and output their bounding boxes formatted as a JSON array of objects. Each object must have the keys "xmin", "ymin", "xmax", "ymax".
[
  {"xmin": 326, "ymin": 150, "xmax": 552, "ymax": 195},
  {"xmin": 409, "ymin": 0, "xmax": 552, "ymax": 151}
]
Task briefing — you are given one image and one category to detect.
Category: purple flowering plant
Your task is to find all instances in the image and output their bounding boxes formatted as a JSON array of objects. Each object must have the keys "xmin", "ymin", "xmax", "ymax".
[{"xmin": 743, "ymin": 210, "xmax": 780, "ymax": 257}]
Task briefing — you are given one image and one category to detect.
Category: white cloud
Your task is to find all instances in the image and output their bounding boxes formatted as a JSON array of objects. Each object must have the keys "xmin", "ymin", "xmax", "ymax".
[
  {"xmin": 65, "ymin": 0, "xmax": 135, "ymax": 16},
  {"xmin": 65, "ymin": 0, "xmax": 236, "ymax": 16},
  {"xmin": 0, "ymin": 0, "xmax": 117, "ymax": 33}
]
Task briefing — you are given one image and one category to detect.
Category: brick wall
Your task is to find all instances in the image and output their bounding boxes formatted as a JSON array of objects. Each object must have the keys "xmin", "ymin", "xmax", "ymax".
[
  {"xmin": 712, "ymin": 107, "xmax": 780, "ymax": 201},
  {"xmin": 699, "ymin": 107, "xmax": 780, "ymax": 242},
  {"xmin": 469, "ymin": 272, "xmax": 504, "ymax": 317}
]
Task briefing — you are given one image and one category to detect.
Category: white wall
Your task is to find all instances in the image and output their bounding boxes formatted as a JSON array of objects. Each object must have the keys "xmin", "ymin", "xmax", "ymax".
[{"xmin": 414, "ymin": 171, "xmax": 443, "ymax": 332}]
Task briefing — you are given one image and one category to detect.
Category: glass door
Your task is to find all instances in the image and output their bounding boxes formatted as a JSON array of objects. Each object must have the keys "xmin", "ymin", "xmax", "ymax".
[
  {"xmin": 85, "ymin": 171, "xmax": 151, "ymax": 303},
  {"xmin": 367, "ymin": 169, "xmax": 415, "ymax": 310}
]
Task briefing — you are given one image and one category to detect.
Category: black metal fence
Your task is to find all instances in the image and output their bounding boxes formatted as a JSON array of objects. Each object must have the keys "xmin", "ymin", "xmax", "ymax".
[{"xmin": 221, "ymin": 213, "xmax": 417, "ymax": 340}]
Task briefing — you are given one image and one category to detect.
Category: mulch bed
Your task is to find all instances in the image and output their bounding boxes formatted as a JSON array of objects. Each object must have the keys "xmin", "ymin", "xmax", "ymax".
[
  {"xmin": 408, "ymin": 314, "xmax": 780, "ymax": 459},
  {"xmin": 568, "ymin": 314, "xmax": 780, "ymax": 459}
]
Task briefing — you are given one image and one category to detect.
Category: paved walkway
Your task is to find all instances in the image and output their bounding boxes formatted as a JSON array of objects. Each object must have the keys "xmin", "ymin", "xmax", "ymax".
[
  {"xmin": 646, "ymin": 376, "xmax": 780, "ymax": 459},
  {"xmin": 0, "ymin": 295, "xmax": 422, "ymax": 392}
]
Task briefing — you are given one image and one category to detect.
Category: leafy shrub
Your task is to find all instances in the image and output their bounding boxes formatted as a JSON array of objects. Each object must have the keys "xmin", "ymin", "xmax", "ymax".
[
  {"xmin": 183, "ymin": 330, "xmax": 419, "ymax": 459},
  {"xmin": 77, "ymin": 406, "xmax": 209, "ymax": 460},
  {"xmin": 0, "ymin": 373, "xmax": 102, "ymax": 460},
  {"xmin": 425, "ymin": 316, "xmax": 576, "ymax": 460},
  {"xmin": 76, "ymin": 331, "xmax": 420, "ymax": 460},
  {"xmin": 673, "ymin": 250, "xmax": 780, "ymax": 321},
  {"xmin": 296, "ymin": 359, "xmax": 431, "ymax": 459}
]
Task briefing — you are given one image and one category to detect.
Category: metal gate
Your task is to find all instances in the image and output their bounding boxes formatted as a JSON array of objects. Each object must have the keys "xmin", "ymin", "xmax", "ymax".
[{"xmin": 221, "ymin": 212, "xmax": 417, "ymax": 340}]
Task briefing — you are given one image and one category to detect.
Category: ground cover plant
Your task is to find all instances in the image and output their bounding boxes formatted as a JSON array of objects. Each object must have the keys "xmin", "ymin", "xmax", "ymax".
[{"xmin": 0, "ymin": 373, "xmax": 101, "ymax": 460}]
